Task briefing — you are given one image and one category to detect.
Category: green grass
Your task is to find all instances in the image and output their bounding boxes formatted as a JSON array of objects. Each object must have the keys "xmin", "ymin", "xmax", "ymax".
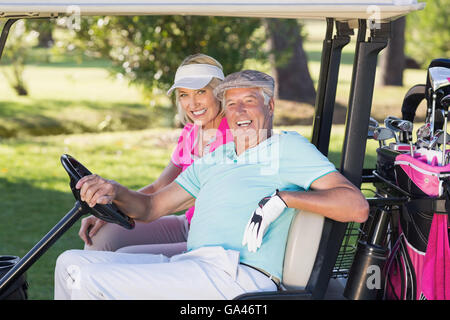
[{"xmin": 0, "ymin": 62, "xmax": 175, "ymax": 137}]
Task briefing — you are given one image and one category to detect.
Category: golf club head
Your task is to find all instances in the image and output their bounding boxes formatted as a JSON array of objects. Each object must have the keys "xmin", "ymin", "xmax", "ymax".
[
  {"xmin": 436, "ymin": 130, "xmax": 450, "ymax": 145},
  {"xmin": 384, "ymin": 117, "xmax": 413, "ymax": 143},
  {"xmin": 416, "ymin": 123, "xmax": 431, "ymax": 140},
  {"xmin": 369, "ymin": 117, "xmax": 379, "ymax": 128},
  {"xmin": 417, "ymin": 138, "xmax": 430, "ymax": 149},
  {"xmin": 429, "ymin": 67, "xmax": 450, "ymax": 92},
  {"xmin": 383, "ymin": 116, "xmax": 401, "ymax": 129},
  {"xmin": 373, "ymin": 127, "xmax": 396, "ymax": 146},
  {"xmin": 367, "ymin": 117, "xmax": 380, "ymax": 139},
  {"xmin": 385, "ymin": 118, "xmax": 413, "ymax": 133},
  {"xmin": 428, "ymin": 129, "xmax": 445, "ymax": 150}
]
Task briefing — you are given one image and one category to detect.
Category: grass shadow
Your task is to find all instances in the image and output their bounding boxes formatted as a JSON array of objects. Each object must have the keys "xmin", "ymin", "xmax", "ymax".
[{"xmin": 0, "ymin": 98, "xmax": 176, "ymax": 138}]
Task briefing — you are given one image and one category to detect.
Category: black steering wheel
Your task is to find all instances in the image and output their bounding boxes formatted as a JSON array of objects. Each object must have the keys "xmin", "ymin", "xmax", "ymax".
[{"xmin": 60, "ymin": 154, "xmax": 135, "ymax": 230}]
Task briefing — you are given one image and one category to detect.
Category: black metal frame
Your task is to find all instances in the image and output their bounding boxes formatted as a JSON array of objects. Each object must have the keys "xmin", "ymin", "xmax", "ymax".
[
  {"xmin": 0, "ymin": 19, "xmax": 19, "ymax": 60},
  {"xmin": 311, "ymin": 19, "xmax": 353, "ymax": 157}
]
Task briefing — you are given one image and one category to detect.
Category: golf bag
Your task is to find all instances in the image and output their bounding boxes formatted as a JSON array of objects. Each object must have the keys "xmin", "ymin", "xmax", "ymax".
[
  {"xmin": 382, "ymin": 153, "xmax": 450, "ymax": 300},
  {"xmin": 373, "ymin": 59, "xmax": 450, "ymax": 300}
]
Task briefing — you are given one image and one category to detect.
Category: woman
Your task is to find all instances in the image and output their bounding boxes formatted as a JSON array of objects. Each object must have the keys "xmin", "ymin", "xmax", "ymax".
[{"xmin": 78, "ymin": 53, "xmax": 232, "ymax": 257}]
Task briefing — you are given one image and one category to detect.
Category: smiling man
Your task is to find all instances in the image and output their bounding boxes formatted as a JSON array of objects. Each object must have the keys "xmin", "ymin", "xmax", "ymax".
[
  {"xmin": 217, "ymin": 71, "xmax": 275, "ymax": 157},
  {"xmin": 223, "ymin": 86, "xmax": 274, "ymax": 155},
  {"xmin": 54, "ymin": 70, "xmax": 368, "ymax": 300}
]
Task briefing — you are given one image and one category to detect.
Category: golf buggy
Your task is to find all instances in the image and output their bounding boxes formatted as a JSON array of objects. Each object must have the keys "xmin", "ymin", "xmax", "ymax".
[{"xmin": 2, "ymin": 0, "xmax": 445, "ymax": 301}]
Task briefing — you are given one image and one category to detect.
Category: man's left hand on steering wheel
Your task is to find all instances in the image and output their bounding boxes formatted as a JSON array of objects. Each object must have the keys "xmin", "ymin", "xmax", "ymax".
[
  {"xmin": 242, "ymin": 190, "xmax": 287, "ymax": 252},
  {"xmin": 76, "ymin": 174, "xmax": 118, "ymax": 208},
  {"xmin": 61, "ymin": 154, "xmax": 135, "ymax": 229}
]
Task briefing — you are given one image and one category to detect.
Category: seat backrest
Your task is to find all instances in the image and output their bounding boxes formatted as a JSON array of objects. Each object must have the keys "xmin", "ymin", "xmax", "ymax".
[{"xmin": 282, "ymin": 210, "xmax": 325, "ymax": 289}]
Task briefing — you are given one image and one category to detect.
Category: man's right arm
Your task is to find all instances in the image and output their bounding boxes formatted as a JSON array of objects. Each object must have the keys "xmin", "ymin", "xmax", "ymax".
[{"xmin": 76, "ymin": 175, "xmax": 195, "ymax": 223}]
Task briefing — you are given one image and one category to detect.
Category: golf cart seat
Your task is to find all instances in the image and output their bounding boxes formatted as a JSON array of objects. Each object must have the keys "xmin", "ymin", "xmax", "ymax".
[
  {"xmin": 283, "ymin": 210, "xmax": 325, "ymax": 289},
  {"xmin": 236, "ymin": 209, "xmax": 335, "ymax": 300}
]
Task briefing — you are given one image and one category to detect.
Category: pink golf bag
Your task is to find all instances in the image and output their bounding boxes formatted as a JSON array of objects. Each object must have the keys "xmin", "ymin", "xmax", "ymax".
[{"xmin": 383, "ymin": 153, "xmax": 450, "ymax": 300}]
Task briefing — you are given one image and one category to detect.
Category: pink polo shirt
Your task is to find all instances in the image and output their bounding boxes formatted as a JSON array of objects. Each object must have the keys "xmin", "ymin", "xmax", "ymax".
[{"xmin": 171, "ymin": 117, "xmax": 233, "ymax": 223}]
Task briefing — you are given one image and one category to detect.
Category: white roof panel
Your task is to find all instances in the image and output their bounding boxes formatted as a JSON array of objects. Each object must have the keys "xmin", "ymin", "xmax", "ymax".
[{"xmin": 0, "ymin": 0, "xmax": 425, "ymax": 20}]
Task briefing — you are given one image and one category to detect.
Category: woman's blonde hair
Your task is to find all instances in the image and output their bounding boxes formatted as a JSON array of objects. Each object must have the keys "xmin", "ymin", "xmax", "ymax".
[{"xmin": 175, "ymin": 54, "xmax": 224, "ymax": 125}]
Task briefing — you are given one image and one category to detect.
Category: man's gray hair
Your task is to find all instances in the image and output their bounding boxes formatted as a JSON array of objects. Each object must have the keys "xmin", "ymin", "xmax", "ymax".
[
  {"xmin": 213, "ymin": 70, "xmax": 275, "ymax": 104},
  {"xmin": 222, "ymin": 88, "xmax": 270, "ymax": 107}
]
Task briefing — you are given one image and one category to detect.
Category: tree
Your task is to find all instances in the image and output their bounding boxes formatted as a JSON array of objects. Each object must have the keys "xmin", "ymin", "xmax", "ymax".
[
  {"xmin": 405, "ymin": 0, "xmax": 450, "ymax": 68},
  {"xmin": 379, "ymin": 17, "xmax": 406, "ymax": 86},
  {"xmin": 74, "ymin": 16, "xmax": 265, "ymax": 99},
  {"xmin": 264, "ymin": 18, "xmax": 316, "ymax": 104},
  {"xmin": 1, "ymin": 20, "xmax": 39, "ymax": 96},
  {"xmin": 25, "ymin": 19, "xmax": 54, "ymax": 48}
]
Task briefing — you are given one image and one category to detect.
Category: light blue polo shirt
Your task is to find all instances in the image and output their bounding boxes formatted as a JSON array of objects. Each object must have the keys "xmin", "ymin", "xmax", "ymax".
[{"xmin": 175, "ymin": 131, "xmax": 337, "ymax": 280}]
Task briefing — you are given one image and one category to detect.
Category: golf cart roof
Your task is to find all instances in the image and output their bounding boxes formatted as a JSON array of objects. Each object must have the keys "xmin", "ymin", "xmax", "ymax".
[{"xmin": 0, "ymin": 0, "xmax": 425, "ymax": 21}]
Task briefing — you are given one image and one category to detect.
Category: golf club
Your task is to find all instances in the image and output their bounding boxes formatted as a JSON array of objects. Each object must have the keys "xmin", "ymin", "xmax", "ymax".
[
  {"xmin": 368, "ymin": 117, "xmax": 380, "ymax": 139},
  {"xmin": 416, "ymin": 123, "xmax": 431, "ymax": 141},
  {"xmin": 373, "ymin": 127, "xmax": 397, "ymax": 147},
  {"xmin": 384, "ymin": 117, "xmax": 413, "ymax": 144},
  {"xmin": 441, "ymin": 94, "xmax": 450, "ymax": 164}
]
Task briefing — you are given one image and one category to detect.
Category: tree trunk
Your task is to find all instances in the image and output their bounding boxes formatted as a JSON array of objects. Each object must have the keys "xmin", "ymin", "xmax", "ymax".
[
  {"xmin": 379, "ymin": 17, "xmax": 406, "ymax": 86},
  {"xmin": 38, "ymin": 28, "xmax": 54, "ymax": 48},
  {"xmin": 264, "ymin": 18, "xmax": 316, "ymax": 104}
]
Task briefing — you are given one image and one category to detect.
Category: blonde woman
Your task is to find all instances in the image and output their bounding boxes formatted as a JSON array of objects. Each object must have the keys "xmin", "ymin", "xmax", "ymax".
[{"xmin": 78, "ymin": 54, "xmax": 233, "ymax": 256}]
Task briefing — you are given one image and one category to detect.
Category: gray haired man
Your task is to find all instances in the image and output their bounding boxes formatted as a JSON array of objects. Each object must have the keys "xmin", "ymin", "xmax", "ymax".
[{"xmin": 54, "ymin": 70, "xmax": 368, "ymax": 300}]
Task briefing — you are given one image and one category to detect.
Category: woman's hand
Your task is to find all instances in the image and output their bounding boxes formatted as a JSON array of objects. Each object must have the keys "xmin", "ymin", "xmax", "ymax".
[{"xmin": 78, "ymin": 215, "xmax": 107, "ymax": 246}]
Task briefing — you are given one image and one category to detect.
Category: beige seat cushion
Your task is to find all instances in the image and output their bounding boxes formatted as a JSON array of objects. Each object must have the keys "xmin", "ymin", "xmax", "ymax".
[{"xmin": 282, "ymin": 210, "xmax": 325, "ymax": 289}]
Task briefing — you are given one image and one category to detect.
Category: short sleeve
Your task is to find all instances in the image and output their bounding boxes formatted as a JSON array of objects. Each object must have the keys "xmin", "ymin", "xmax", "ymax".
[
  {"xmin": 278, "ymin": 131, "xmax": 337, "ymax": 190},
  {"xmin": 175, "ymin": 161, "xmax": 201, "ymax": 199}
]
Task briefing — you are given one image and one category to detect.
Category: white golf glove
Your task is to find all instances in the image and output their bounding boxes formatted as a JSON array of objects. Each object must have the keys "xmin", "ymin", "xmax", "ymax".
[{"xmin": 242, "ymin": 190, "xmax": 287, "ymax": 252}]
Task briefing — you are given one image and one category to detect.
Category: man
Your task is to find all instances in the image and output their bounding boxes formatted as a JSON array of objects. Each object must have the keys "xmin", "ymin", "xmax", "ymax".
[{"xmin": 54, "ymin": 70, "xmax": 368, "ymax": 300}]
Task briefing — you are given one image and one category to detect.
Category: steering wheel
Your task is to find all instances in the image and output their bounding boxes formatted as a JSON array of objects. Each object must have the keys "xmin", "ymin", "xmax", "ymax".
[{"xmin": 60, "ymin": 154, "xmax": 135, "ymax": 230}]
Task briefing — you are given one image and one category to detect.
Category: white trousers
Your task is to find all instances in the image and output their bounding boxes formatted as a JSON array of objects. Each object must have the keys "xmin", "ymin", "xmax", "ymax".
[
  {"xmin": 54, "ymin": 246, "xmax": 276, "ymax": 300},
  {"xmin": 85, "ymin": 214, "xmax": 189, "ymax": 257}
]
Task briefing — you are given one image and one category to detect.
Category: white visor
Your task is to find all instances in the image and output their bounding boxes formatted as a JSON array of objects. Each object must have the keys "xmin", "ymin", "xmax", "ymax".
[{"xmin": 167, "ymin": 64, "xmax": 225, "ymax": 95}]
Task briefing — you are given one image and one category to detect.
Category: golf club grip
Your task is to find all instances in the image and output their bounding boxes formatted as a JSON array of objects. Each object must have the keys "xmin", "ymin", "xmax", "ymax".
[{"xmin": 0, "ymin": 202, "xmax": 84, "ymax": 296}]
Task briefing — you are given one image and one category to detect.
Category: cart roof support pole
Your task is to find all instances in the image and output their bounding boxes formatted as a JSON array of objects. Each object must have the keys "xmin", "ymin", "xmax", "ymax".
[
  {"xmin": 340, "ymin": 21, "xmax": 390, "ymax": 188},
  {"xmin": 306, "ymin": 20, "xmax": 390, "ymax": 299},
  {"xmin": 338, "ymin": 21, "xmax": 391, "ymax": 300},
  {"xmin": 311, "ymin": 19, "xmax": 353, "ymax": 156},
  {"xmin": 0, "ymin": 18, "xmax": 19, "ymax": 62},
  {"xmin": 306, "ymin": 20, "xmax": 356, "ymax": 299},
  {"xmin": 311, "ymin": 18, "xmax": 334, "ymax": 150}
]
